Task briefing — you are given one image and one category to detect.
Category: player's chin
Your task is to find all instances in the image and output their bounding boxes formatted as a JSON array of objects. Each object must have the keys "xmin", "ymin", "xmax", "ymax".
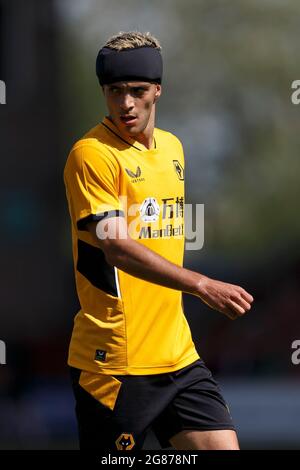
[{"xmin": 120, "ymin": 119, "xmax": 140, "ymax": 133}]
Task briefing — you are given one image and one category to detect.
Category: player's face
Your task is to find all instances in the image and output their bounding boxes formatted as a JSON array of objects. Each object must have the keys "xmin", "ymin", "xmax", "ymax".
[{"xmin": 103, "ymin": 81, "xmax": 161, "ymax": 136}]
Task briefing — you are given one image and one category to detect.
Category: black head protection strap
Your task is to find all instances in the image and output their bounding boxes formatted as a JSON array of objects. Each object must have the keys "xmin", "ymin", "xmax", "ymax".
[{"xmin": 96, "ymin": 46, "xmax": 163, "ymax": 85}]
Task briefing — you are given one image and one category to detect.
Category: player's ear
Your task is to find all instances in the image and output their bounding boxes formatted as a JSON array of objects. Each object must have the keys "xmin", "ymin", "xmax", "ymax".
[{"xmin": 154, "ymin": 84, "xmax": 162, "ymax": 102}]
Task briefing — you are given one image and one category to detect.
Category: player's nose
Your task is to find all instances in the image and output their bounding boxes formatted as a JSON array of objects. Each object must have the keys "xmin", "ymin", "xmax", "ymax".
[{"xmin": 119, "ymin": 93, "xmax": 134, "ymax": 111}]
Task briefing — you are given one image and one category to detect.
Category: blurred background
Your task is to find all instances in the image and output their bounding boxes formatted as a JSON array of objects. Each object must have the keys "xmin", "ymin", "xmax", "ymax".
[{"xmin": 0, "ymin": 0, "xmax": 299, "ymax": 449}]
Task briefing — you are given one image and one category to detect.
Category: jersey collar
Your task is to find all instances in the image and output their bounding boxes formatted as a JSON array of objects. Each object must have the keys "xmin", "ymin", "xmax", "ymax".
[{"xmin": 101, "ymin": 116, "xmax": 157, "ymax": 151}]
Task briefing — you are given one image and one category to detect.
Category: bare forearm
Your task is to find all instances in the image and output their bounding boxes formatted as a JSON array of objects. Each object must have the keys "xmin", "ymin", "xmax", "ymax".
[
  {"xmin": 107, "ymin": 238, "xmax": 254, "ymax": 320},
  {"xmin": 88, "ymin": 218, "xmax": 254, "ymax": 319},
  {"xmin": 107, "ymin": 237, "xmax": 203, "ymax": 295}
]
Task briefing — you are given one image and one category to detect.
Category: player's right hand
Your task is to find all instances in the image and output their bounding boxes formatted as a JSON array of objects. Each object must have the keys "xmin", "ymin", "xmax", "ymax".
[{"xmin": 196, "ymin": 276, "xmax": 254, "ymax": 320}]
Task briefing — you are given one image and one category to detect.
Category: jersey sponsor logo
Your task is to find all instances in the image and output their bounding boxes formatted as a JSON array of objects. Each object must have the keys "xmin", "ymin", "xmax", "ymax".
[
  {"xmin": 115, "ymin": 433, "xmax": 135, "ymax": 450},
  {"xmin": 173, "ymin": 160, "xmax": 184, "ymax": 180},
  {"xmin": 139, "ymin": 197, "xmax": 160, "ymax": 222},
  {"xmin": 95, "ymin": 349, "xmax": 107, "ymax": 362},
  {"xmin": 125, "ymin": 166, "xmax": 145, "ymax": 183},
  {"xmin": 137, "ymin": 196, "xmax": 184, "ymax": 239},
  {"xmin": 139, "ymin": 223, "xmax": 184, "ymax": 239}
]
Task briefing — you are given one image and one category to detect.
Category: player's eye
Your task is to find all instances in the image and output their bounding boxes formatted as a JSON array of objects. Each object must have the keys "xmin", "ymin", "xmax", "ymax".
[{"xmin": 132, "ymin": 87, "xmax": 146, "ymax": 94}]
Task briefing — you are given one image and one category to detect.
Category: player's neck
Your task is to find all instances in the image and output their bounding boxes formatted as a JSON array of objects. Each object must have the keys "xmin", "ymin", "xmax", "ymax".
[{"xmin": 134, "ymin": 115, "xmax": 155, "ymax": 150}]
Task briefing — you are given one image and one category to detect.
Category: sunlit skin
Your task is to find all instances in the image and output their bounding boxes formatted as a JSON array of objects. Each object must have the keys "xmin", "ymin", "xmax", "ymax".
[{"xmin": 102, "ymin": 81, "xmax": 161, "ymax": 150}]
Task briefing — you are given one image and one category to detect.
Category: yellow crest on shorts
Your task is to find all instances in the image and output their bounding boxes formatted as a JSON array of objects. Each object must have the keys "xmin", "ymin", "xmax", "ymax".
[{"xmin": 115, "ymin": 432, "xmax": 135, "ymax": 450}]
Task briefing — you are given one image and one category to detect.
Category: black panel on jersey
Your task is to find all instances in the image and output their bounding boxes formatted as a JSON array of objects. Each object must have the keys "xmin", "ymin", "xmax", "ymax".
[{"xmin": 77, "ymin": 239, "xmax": 118, "ymax": 296}]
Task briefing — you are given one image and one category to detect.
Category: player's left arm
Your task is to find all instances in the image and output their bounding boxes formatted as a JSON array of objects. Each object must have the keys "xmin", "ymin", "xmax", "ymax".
[{"xmin": 87, "ymin": 216, "xmax": 253, "ymax": 320}]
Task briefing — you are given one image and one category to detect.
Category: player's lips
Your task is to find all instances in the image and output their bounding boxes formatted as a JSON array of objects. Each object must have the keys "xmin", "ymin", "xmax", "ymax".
[{"xmin": 120, "ymin": 115, "xmax": 138, "ymax": 126}]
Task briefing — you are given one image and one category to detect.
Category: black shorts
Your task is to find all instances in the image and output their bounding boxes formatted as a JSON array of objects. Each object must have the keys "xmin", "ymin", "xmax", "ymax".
[{"xmin": 70, "ymin": 359, "xmax": 235, "ymax": 451}]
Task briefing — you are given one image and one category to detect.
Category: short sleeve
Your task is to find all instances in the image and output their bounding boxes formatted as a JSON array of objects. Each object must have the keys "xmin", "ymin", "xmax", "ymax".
[{"xmin": 64, "ymin": 143, "xmax": 124, "ymax": 231}]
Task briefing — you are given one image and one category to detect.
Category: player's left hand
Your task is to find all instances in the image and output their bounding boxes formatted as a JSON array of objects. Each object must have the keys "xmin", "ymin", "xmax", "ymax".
[{"xmin": 195, "ymin": 276, "xmax": 254, "ymax": 320}]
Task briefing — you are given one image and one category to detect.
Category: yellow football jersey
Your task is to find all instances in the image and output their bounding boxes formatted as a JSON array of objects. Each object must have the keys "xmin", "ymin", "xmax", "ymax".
[{"xmin": 64, "ymin": 116, "xmax": 200, "ymax": 375}]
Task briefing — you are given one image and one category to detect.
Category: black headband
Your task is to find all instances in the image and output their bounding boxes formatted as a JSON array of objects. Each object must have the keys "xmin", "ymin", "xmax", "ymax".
[{"xmin": 96, "ymin": 46, "xmax": 163, "ymax": 86}]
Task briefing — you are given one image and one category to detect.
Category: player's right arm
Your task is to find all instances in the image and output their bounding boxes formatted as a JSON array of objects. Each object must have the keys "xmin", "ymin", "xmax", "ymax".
[
  {"xmin": 64, "ymin": 142, "xmax": 253, "ymax": 321},
  {"xmin": 87, "ymin": 216, "xmax": 254, "ymax": 320}
]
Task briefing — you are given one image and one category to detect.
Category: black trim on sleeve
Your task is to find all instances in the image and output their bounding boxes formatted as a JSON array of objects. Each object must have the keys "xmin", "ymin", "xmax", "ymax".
[{"xmin": 77, "ymin": 209, "xmax": 125, "ymax": 231}]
